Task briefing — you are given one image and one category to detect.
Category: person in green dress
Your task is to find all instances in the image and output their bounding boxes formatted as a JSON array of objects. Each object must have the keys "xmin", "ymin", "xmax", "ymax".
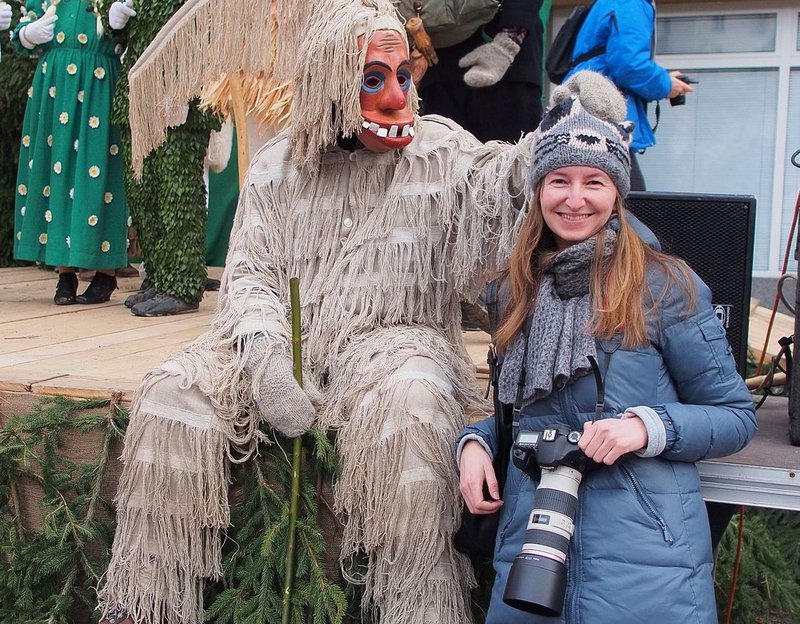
[{"xmin": 11, "ymin": 0, "xmax": 129, "ymax": 304}]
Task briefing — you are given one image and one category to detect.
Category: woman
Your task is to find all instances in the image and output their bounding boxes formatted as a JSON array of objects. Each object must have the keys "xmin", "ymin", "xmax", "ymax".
[
  {"xmin": 457, "ymin": 71, "xmax": 756, "ymax": 623},
  {"xmin": 12, "ymin": 0, "xmax": 128, "ymax": 304}
]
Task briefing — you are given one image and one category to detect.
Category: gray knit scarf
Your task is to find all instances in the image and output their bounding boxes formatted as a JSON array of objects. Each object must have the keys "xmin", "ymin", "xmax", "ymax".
[{"xmin": 497, "ymin": 228, "xmax": 617, "ymax": 406}]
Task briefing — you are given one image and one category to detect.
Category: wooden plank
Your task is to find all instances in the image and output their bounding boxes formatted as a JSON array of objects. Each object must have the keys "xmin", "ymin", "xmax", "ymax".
[
  {"xmin": 0, "ymin": 266, "xmax": 53, "ymax": 285},
  {"xmin": 0, "ymin": 301, "xmax": 216, "ymax": 363}
]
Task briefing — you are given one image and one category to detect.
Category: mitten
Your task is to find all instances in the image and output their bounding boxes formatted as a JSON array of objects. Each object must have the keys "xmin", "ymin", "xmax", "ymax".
[
  {"xmin": 108, "ymin": 0, "xmax": 136, "ymax": 30},
  {"xmin": 458, "ymin": 31, "xmax": 520, "ymax": 88},
  {"xmin": 244, "ymin": 334, "xmax": 316, "ymax": 438},
  {"xmin": 0, "ymin": 2, "xmax": 12, "ymax": 32},
  {"xmin": 19, "ymin": 6, "xmax": 57, "ymax": 49}
]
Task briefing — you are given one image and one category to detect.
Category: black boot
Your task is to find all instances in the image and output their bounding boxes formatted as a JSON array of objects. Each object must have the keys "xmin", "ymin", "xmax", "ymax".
[
  {"xmin": 54, "ymin": 272, "xmax": 78, "ymax": 305},
  {"xmin": 76, "ymin": 272, "xmax": 117, "ymax": 304}
]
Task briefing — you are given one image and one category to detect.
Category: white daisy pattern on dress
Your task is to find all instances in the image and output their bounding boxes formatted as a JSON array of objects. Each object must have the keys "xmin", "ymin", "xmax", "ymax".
[
  {"xmin": 89, "ymin": 116, "xmax": 100, "ymax": 129},
  {"xmin": 54, "ymin": 161, "xmax": 62, "ymax": 174},
  {"xmin": 22, "ymin": 135, "xmax": 30, "ymax": 147},
  {"xmin": 88, "ymin": 215, "xmax": 98, "ymax": 226},
  {"xmin": 43, "ymin": 185, "xmax": 50, "ymax": 197},
  {"xmin": 104, "ymin": 192, "xmax": 113, "ymax": 204},
  {"xmin": 77, "ymin": 33, "xmax": 88, "ymax": 44},
  {"xmin": 67, "ymin": 64, "xmax": 77, "ymax": 75},
  {"xmin": 101, "ymin": 241, "xmax": 110, "ymax": 252},
  {"xmin": 94, "ymin": 67, "xmax": 105, "ymax": 79},
  {"xmin": 48, "ymin": 86, "xmax": 56, "ymax": 98},
  {"xmin": 89, "ymin": 165, "xmax": 100, "ymax": 178},
  {"xmin": 38, "ymin": 233, "xmax": 47, "ymax": 244},
  {"xmin": 109, "ymin": 144, "xmax": 119, "ymax": 156},
  {"xmin": 18, "ymin": 184, "xmax": 27, "ymax": 196},
  {"xmin": 56, "ymin": 31, "xmax": 65, "ymax": 43},
  {"xmin": 59, "ymin": 112, "xmax": 69, "ymax": 124},
  {"xmin": 44, "ymin": 210, "xmax": 52, "ymax": 222}
]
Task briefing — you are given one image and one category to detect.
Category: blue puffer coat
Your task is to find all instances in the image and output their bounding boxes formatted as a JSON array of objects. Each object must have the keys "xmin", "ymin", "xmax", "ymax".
[
  {"xmin": 458, "ymin": 266, "xmax": 757, "ymax": 623},
  {"xmin": 565, "ymin": 0, "xmax": 671, "ymax": 151}
]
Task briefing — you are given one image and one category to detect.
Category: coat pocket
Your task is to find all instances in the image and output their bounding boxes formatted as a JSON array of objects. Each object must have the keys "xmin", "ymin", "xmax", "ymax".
[{"xmin": 620, "ymin": 464, "xmax": 674, "ymax": 544}]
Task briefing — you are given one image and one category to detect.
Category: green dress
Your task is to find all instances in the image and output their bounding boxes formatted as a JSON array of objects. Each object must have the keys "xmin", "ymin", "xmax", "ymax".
[{"xmin": 13, "ymin": 0, "xmax": 128, "ymax": 269}]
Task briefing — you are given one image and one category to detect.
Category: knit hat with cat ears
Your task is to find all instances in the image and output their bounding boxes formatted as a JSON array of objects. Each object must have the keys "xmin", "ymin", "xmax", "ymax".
[{"xmin": 529, "ymin": 71, "xmax": 634, "ymax": 197}]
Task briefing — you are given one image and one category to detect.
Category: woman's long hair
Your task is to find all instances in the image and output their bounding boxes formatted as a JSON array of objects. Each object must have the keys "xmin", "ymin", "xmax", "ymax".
[{"xmin": 494, "ymin": 190, "xmax": 697, "ymax": 353}]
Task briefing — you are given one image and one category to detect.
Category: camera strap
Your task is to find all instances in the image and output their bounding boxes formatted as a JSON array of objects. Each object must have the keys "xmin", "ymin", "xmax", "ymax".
[{"xmin": 510, "ymin": 315, "xmax": 534, "ymax": 442}]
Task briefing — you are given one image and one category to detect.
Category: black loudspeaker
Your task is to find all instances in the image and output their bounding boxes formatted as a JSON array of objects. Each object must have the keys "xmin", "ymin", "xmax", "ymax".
[{"xmin": 627, "ymin": 191, "xmax": 757, "ymax": 376}]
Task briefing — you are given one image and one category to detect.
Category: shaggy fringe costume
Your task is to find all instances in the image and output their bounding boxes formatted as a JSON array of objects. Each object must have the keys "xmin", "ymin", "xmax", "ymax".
[{"xmin": 98, "ymin": 2, "xmax": 534, "ymax": 622}]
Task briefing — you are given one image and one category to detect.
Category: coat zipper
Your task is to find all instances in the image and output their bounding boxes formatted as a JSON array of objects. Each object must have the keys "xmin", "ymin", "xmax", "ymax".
[{"xmin": 620, "ymin": 464, "xmax": 674, "ymax": 543}]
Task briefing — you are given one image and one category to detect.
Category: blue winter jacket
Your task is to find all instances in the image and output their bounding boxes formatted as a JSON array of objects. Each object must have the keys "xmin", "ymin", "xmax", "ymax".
[
  {"xmin": 457, "ymin": 267, "xmax": 757, "ymax": 623},
  {"xmin": 565, "ymin": 0, "xmax": 671, "ymax": 150}
]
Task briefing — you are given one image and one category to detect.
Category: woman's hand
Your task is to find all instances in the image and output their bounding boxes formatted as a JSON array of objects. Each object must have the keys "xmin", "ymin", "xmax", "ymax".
[
  {"xmin": 578, "ymin": 416, "xmax": 648, "ymax": 465},
  {"xmin": 459, "ymin": 440, "xmax": 503, "ymax": 514}
]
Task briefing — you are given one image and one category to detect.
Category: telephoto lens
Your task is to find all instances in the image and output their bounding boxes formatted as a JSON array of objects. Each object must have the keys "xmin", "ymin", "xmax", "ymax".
[{"xmin": 503, "ymin": 426, "xmax": 596, "ymax": 616}]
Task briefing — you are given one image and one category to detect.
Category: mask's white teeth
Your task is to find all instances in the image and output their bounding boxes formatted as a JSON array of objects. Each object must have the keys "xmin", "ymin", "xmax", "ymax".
[
  {"xmin": 407, "ymin": 126, "xmax": 415, "ymax": 137},
  {"xmin": 369, "ymin": 122, "xmax": 380, "ymax": 133},
  {"xmin": 401, "ymin": 125, "xmax": 410, "ymax": 137},
  {"xmin": 388, "ymin": 125, "xmax": 399, "ymax": 138},
  {"xmin": 362, "ymin": 121, "xmax": 371, "ymax": 129},
  {"xmin": 377, "ymin": 127, "xmax": 388, "ymax": 138}
]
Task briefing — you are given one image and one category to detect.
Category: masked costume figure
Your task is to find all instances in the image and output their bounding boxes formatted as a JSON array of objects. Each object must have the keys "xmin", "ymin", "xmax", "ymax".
[{"xmin": 98, "ymin": 1, "xmax": 534, "ymax": 622}]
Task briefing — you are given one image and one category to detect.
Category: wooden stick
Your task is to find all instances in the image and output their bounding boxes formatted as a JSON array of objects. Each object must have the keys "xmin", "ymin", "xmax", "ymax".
[
  {"xmin": 228, "ymin": 73, "xmax": 250, "ymax": 190},
  {"xmin": 281, "ymin": 277, "xmax": 303, "ymax": 624}
]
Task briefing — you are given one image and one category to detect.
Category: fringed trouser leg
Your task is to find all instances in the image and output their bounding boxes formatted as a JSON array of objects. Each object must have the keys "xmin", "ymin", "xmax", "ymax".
[
  {"xmin": 335, "ymin": 354, "xmax": 476, "ymax": 624},
  {"xmin": 97, "ymin": 362, "xmax": 230, "ymax": 624}
]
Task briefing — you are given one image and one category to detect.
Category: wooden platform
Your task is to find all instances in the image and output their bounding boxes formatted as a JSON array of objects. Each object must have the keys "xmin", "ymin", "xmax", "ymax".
[
  {"xmin": 0, "ymin": 266, "xmax": 222, "ymax": 402},
  {"xmin": 0, "ymin": 266, "xmax": 793, "ymax": 402}
]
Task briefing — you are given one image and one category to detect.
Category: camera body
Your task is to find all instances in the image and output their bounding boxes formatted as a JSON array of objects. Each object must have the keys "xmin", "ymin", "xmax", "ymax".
[
  {"xmin": 512, "ymin": 426, "xmax": 596, "ymax": 479},
  {"xmin": 670, "ymin": 75, "xmax": 698, "ymax": 107},
  {"xmin": 503, "ymin": 425, "xmax": 598, "ymax": 617}
]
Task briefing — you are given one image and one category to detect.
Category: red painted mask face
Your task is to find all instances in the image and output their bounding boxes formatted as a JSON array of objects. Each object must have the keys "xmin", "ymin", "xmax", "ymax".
[{"xmin": 357, "ymin": 30, "xmax": 415, "ymax": 152}]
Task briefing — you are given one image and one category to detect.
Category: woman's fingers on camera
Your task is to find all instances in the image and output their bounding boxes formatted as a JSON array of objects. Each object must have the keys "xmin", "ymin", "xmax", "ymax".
[{"xmin": 579, "ymin": 419, "xmax": 642, "ymax": 465}]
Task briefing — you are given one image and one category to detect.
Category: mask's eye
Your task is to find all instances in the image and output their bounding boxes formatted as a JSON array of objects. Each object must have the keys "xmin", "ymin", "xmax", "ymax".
[
  {"xmin": 362, "ymin": 71, "xmax": 385, "ymax": 94},
  {"xmin": 397, "ymin": 69, "xmax": 412, "ymax": 92}
]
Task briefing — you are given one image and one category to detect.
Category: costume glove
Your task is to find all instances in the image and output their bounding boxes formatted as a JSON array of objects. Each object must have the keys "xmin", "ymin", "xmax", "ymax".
[
  {"xmin": 0, "ymin": 2, "xmax": 12, "ymax": 32},
  {"xmin": 458, "ymin": 30, "xmax": 520, "ymax": 88},
  {"xmin": 244, "ymin": 333, "xmax": 317, "ymax": 438},
  {"xmin": 19, "ymin": 6, "xmax": 57, "ymax": 49},
  {"xmin": 108, "ymin": 0, "xmax": 136, "ymax": 30}
]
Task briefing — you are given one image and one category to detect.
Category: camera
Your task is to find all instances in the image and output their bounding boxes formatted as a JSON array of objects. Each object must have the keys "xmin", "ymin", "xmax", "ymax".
[
  {"xmin": 670, "ymin": 75, "xmax": 698, "ymax": 106},
  {"xmin": 502, "ymin": 425, "xmax": 598, "ymax": 617}
]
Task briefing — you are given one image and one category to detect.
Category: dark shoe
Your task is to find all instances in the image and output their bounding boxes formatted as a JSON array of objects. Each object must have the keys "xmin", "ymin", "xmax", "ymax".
[
  {"xmin": 131, "ymin": 292, "xmax": 199, "ymax": 317},
  {"xmin": 76, "ymin": 272, "xmax": 117, "ymax": 304},
  {"xmin": 124, "ymin": 286, "xmax": 156, "ymax": 308},
  {"xmin": 116, "ymin": 264, "xmax": 140, "ymax": 278},
  {"xmin": 54, "ymin": 272, "xmax": 78, "ymax": 305},
  {"xmin": 205, "ymin": 277, "xmax": 221, "ymax": 291}
]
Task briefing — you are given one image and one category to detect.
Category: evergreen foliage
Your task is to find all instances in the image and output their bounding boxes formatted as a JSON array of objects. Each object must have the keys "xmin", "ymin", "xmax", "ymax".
[
  {"xmin": 0, "ymin": 396, "xmax": 125, "ymax": 623},
  {"xmin": 204, "ymin": 427, "xmax": 348, "ymax": 624},
  {"xmin": 0, "ymin": 11, "xmax": 37, "ymax": 267},
  {"xmin": 715, "ymin": 508, "xmax": 800, "ymax": 624},
  {"xmin": 0, "ymin": 397, "xmax": 351, "ymax": 623}
]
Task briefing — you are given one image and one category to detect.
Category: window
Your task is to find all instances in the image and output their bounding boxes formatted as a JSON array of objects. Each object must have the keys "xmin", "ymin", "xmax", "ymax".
[{"xmin": 657, "ymin": 14, "xmax": 777, "ymax": 55}]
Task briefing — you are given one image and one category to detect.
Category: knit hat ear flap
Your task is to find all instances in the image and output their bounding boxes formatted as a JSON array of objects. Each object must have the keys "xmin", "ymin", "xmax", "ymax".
[{"xmin": 530, "ymin": 70, "xmax": 634, "ymax": 196}]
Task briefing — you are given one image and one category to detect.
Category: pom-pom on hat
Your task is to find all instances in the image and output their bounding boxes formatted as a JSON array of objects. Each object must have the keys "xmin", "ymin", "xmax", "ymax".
[{"xmin": 529, "ymin": 71, "xmax": 634, "ymax": 197}]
